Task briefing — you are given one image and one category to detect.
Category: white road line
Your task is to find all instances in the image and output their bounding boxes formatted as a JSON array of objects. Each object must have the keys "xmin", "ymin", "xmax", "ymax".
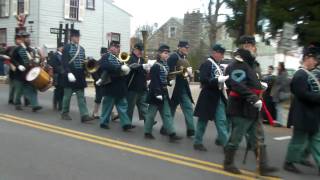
[{"xmin": 273, "ymin": 136, "xmax": 291, "ymax": 141}]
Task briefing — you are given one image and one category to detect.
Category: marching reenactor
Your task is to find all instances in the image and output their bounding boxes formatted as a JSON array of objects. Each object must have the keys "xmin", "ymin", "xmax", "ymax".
[
  {"xmin": 99, "ymin": 41, "xmax": 135, "ymax": 131},
  {"xmin": 165, "ymin": 40, "xmax": 195, "ymax": 137},
  {"xmin": 4, "ymin": 46, "xmax": 16, "ymax": 105},
  {"xmin": 49, "ymin": 42, "xmax": 64, "ymax": 111},
  {"xmin": 5, "ymin": 33, "xmax": 30, "ymax": 106},
  {"xmin": 11, "ymin": 31, "xmax": 42, "ymax": 112},
  {"xmin": 144, "ymin": 44, "xmax": 182, "ymax": 142},
  {"xmin": 2, "ymin": 38, "xmax": 20, "ymax": 105},
  {"xmin": 193, "ymin": 44, "xmax": 229, "ymax": 151},
  {"xmin": 283, "ymin": 47, "xmax": 320, "ymax": 176},
  {"xmin": 60, "ymin": 29, "xmax": 93, "ymax": 123},
  {"xmin": 91, "ymin": 47, "xmax": 108, "ymax": 119},
  {"xmin": 126, "ymin": 43, "xmax": 150, "ymax": 122},
  {"xmin": 223, "ymin": 36, "xmax": 277, "ymax": 175}
]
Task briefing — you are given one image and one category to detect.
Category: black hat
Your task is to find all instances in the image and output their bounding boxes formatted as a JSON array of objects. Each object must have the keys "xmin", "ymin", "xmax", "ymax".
[
  {"xmin": 20, "ymin": 31, "xmax": 30, "ymax": 37},
  {"xmin": 308, "ymin": 41, "xmax": 320, "ymax": 48},
  {"xmin": 70, "ymin": 29, "xmax": 80, "ymax": 37},
  {"xmin": 158, "ymin": 44, "xmax": 170, "ymax": 53},
  {"xmin": 100, "ymin": 47, "xmax": 108, "ymax": 54},
  {"xmin": 239, "ymin": 35, "xmax": 256, "ymax": 45},
  {"xmin": 178, "ymin": 40, "xmax": 189, "ymax": 48},
  {"xmin": 212, "ymin": 44, "xmax": 226, "ymax": 53},
  {"xmin": 134, "ymin": 43, "xmax": 144, "ymax": 51},
  {"xmin": 15, "ymin": 32, "xmax": 23, "ymax": 38},
  {"xmin": 109, "ymin": 41, "xmax": 120, "ymax": 48},
  {"xmin": 304, "ymin": 47, "xmax": 320, "ymax": 60}
]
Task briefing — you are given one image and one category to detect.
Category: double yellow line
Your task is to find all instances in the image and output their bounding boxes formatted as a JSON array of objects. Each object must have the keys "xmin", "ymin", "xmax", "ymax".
[{"xmin": 0, "ymin": 113, "xmax": 281, "ymax": 180}]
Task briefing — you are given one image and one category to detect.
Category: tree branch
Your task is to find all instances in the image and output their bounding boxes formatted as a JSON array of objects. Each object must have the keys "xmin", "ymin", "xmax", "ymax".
[{"xmin": 218, "ymin": 13, "xmax": 229, "ymax": 16}]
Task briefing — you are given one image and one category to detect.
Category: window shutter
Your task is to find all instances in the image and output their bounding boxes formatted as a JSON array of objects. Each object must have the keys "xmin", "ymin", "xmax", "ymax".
[
  {"xmin": 78, "ymin": 0, "xmax": 85, "ymax": 21},
  {"xmin": 12, "ymin": 0, "xmax": 17, "ymax": 16},
  {"xmin": 5, "ymin": 0, "xmax": 9, "ymax": 17},
  {"xmin": 64, "ymin": 0, "xmax": 70, "ymax": 19},
  {"xmin": 24, "ymin": 0, "xmax": 30, "ymax": 15}
]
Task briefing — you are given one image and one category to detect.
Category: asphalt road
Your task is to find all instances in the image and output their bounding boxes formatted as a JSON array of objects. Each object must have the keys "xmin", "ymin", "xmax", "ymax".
[{"xmin": 0, "ymin": 84, "xmax": 319, "ymax": 180}]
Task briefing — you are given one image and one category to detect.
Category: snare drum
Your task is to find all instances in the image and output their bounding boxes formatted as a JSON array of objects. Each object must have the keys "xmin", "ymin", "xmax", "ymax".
[{"xmin": 26, "ymin": 67, "xmax": 53, "ymax": 92}]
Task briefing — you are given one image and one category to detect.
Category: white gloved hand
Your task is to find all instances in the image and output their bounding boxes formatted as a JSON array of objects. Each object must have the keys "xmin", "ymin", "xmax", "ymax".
[
  {"xmin": 156, "ymin": 95, "xmax": 163, "ymax": 101},
  {"xmin": 169, "ymin": 79, "xmax": 176, "ymax": 86},
  {"xmin": 18, "ymin": 65, "xmax": 26, "ymax": 72},
  {"xmin": 96, "ymin": 78, "xmax": 102, "ymax": 86},
  {"xmin": 187, "ymin": 67, "xmax": 193, "ymax": 76},
  {"xmin": 147, "ymin": 80, "xmax": 151, "ymax": 86},
  {"xmin": 121, "ymin": 65, "xmax": 131, "ymax": 75},
  {"xmin": 261, "ymin": 82, "xmax": 268, "ymax": 90},
  {"xmin": 142, "ymin": 64, "xmax": 151, "ymax": 71},
  {"xmin": 34, "ymin": 58, "xmax": 40, "ymax": 64},
  {"xmin": 218, "ymin": 75, "xmax": 229, "ymax": 83},
  {"xmin": 67, "ymin": 73, "xmax": 76, "ymax": 82},
  {"xmin": 254, "ymin": 100, "xmax": 263, "ymax": 111}
]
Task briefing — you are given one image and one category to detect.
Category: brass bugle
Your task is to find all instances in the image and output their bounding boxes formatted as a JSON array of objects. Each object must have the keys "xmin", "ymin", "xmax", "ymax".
[
  {"xmin": 85, "ymin": 58, "xmax": 99, "ymax": 74},
  {"xmin": 118, "ymin": 52, "xmax": 130, "ymax": 63}
]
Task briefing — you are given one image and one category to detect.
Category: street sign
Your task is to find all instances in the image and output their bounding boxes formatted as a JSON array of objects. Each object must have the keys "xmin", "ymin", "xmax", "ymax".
[{"xmin": 50, "ymin": 28, "xmax": 64, "ymax": 34}]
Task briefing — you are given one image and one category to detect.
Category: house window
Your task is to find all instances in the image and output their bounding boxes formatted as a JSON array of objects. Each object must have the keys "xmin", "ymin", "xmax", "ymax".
[
  {"xmin": 111, "ymin": 33, "xmax": 120, "ymax": 42},
  {"xmin": 0, "ymin": 28, "xmax": 7, "ymax": 44},
  {"xmin": 107, "ymin": 32, "xmax": 121, "ymax": 47},
  {"xmin": 0, "ymin": 0, "xmax": 6, "ymax": 17},
  {"xmin": 168, "ymin": 26, "xmax": 176, "ymax": 38},
  {"xmin": 69, "ymin": 0, "xmax": 79, "ymax": 20},
  {"xmin": 18, "ymin": 0, "xmax": 24, "ymax": 15},
  {"xmin": 86, "ymin": 0, "xmax": 94, "ymax": 9}
]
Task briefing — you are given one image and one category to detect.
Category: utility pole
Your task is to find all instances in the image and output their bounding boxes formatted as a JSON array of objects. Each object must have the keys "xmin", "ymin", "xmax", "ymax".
[{"xmin": 245, "ymin": 0, "xmax": 257, "ymax": 35}]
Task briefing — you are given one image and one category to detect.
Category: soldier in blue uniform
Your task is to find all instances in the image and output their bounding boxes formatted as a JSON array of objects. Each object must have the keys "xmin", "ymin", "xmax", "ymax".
[
  {"xmin": 164, "ymin": 40, "xmax": 195, "ymax": 137},
  {"xmin": 223, "ymin": 36, "xmax": 277, "ymax": 175},
  {"xmin": 144, "ymin": 44, "xmax": 182, "ymax": 142},
  {"xmin": 126, "ymin": 43, "xmax": 150, "ymax": 122},
  {"xmin": 11, "ymin": 31, "xmax": 42, "ymax": 112},
  {"xmin": 5, "ymin": 34, "xmax": 22, "ymax": 105},
  {"xmin": 60, "ymin": 29, "xmax": 93, "ymax": 123},
  {"xmin": 284, "ymin": 47, "xmax": 320, "ymax": 175},
  {"xmin": 49, "ymin": 42, "xmax": 64, "ymax": 111},
  {"xmin": 91, "ymin": 47, "xmax": 108, "ymax": 119},
  {"xmin": 193, "ymin": 44, "xmax": 230, "ymax": 151},
  {"xmin": 99, "ymin": 41, "xmax": 135, "ymax": 131}
]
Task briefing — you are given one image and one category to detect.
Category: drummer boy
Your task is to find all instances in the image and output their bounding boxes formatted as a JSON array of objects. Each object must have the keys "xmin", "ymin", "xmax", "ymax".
[{"xmin": 12, "ymin": 31, "xmax": 42, "ymax": 112}]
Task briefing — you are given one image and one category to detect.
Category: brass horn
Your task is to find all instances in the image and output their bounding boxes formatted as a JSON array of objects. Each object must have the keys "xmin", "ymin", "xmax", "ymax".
[
  {"xmin": 118, "ymin": 52, "xmax": 130, "ymax": 63},
  {"xmin": 85, "ymin": 58, "xmax": 99, "ymax": 74},
  {"xmin": 168, "ymin": 59, "xmax": 190, "ymax": 80}
]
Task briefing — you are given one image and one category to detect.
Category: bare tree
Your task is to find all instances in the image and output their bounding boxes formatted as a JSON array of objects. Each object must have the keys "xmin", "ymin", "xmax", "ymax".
[
  {"xmin": 133, "ymin": 24, "xmax": 157, "ymax": 41},
  {"xmin": 206, "ymin": 0, "xmax": 227, "ymax": 45}
]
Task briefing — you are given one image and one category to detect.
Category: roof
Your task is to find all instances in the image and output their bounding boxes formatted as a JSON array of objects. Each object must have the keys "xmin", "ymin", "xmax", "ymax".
[
  {"xmin": 148, "ymin": 17, "xmax": 183, "ymax": 40},
  {"xmin": 110, "ymin": 1, "xmax": 133, "ymax": 17}
]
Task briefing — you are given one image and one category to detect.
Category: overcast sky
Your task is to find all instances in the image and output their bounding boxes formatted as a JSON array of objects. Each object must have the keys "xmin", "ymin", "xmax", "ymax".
[{"xmin": 113, "ymin": 0, "xmax": 210, "ymax": 35}]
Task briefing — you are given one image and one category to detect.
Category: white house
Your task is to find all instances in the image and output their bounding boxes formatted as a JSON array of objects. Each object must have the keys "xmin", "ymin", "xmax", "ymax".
[{"xmin": 0, "ymin": 0, "xmax": 131, "ymax": 58}]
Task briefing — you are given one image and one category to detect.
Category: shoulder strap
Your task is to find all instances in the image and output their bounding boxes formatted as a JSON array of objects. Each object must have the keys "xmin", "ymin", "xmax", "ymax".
[
  {"xmin": 207, "ymin": 57, "xmax": 222, "ymax": 76},
  {"xmin": 301, "ymin": 68, "xmax": 320, "ymax": 89},
  {"xmin": 68, "ymin": 44, "xmax": 80, "ymax": 64}
]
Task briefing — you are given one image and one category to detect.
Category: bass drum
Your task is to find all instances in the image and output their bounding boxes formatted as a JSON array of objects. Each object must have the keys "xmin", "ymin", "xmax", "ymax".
[{"xmin": 26, "ymin": 67, "xmax": 53, "ymax": 92}]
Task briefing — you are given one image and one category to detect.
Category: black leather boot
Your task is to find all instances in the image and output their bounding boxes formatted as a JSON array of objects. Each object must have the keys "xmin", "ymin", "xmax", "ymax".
[
  {"xmin": 61, "ymin": 113, "xmax": 72, "ymax": 120},
  {"xmin": 283, "ymin": 162, "xmax": 301, "ymax": 174},
  {"xmin": 256, "ymin": 145, "xmax": 278, "ymax": 176},
  {"xmin": 223, "ymin": 148, "xmax": 241, "ymax": 174}
]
